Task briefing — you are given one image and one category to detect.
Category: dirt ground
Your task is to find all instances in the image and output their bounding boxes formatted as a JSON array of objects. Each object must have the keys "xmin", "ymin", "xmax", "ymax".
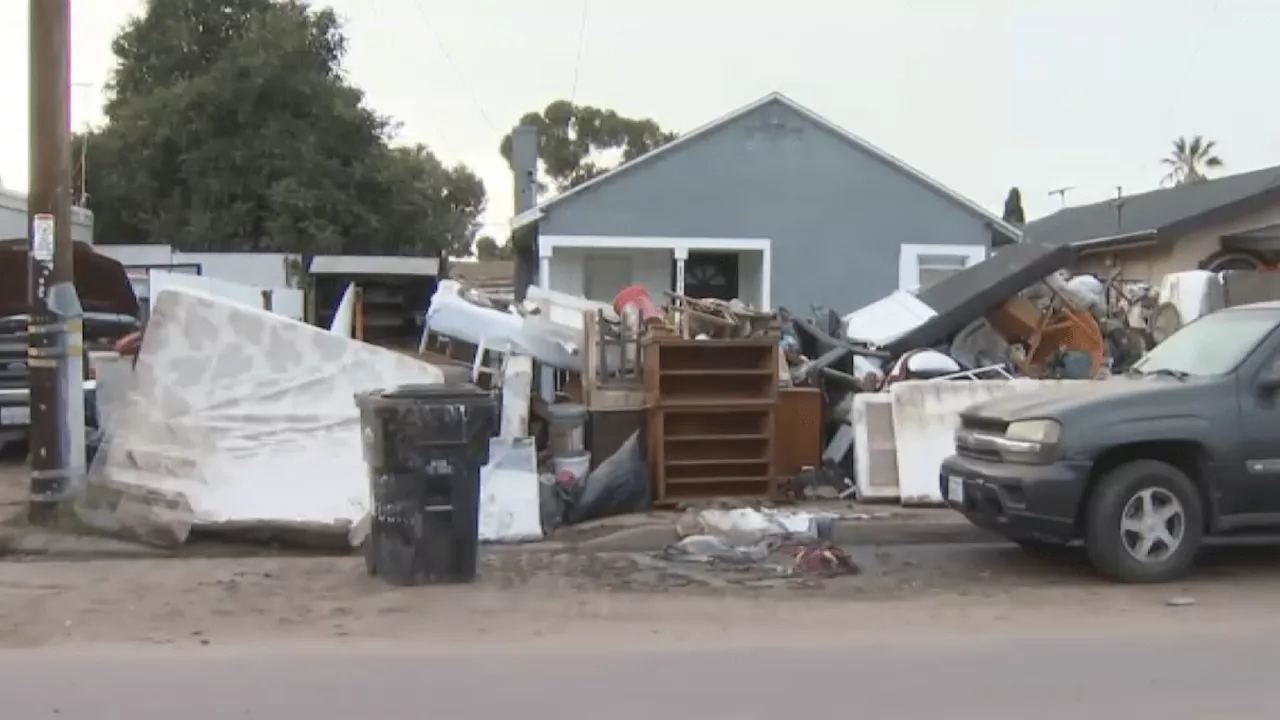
[
  {"xmin": 7, "ymin": 451, "xmax": 1280, "ymax": 651},
  {"xmin": 4, "ymin": 540, "xmax": 1280, "ymax": 650},
  {"xmin": 0, "ymin": 454, "xmax": 25, "ymax": 524}
]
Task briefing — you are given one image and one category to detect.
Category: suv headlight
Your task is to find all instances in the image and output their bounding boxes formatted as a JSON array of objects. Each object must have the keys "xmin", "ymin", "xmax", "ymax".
[
  {"xmin": 1000, "ymin": 419, "xmax": 1062, "ymax": 464},
  {"xmin": 1005, "ymin": 419, "xmax": 1061, "ymax": 444}
]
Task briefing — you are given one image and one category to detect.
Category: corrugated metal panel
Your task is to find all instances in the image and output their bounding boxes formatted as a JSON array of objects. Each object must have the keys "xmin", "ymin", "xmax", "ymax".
[{"xmin": 889, "ymin": 379, "xmax": 1089, "ymax": 505}]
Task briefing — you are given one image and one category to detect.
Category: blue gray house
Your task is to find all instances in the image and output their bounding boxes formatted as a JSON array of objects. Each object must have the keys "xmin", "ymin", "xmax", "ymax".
[{"xmin": 509, "ymin": 92, "xmax": 1021, "ymax": 312}]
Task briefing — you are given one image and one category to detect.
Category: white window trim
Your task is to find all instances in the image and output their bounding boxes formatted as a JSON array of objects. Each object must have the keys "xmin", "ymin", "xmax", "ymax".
[
  {"xmin": 898, "ymin": 243, "xmax": 986, "ymax": 293},
  {"xmin": 539, "ymin": 234, "xmax": 772, "ymax": 308}
]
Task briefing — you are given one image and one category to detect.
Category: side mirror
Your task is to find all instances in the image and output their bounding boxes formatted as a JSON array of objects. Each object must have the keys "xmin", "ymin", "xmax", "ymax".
[{"xmin": 1258, "ymin": 370, "xmax": 1280, "ymax": 397}]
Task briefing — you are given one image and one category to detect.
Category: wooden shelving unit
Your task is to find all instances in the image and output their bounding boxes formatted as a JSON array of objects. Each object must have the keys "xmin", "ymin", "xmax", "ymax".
[{"xmin": 643, "ymin": 335, "xmax": 779, "ymax": 504}]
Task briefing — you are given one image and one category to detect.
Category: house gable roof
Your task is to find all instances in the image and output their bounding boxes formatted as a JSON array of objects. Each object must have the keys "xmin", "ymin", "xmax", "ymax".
[
  {"xmin": 511, "ymin": 92, "xmax": 1022, "ymax": 240},
  {"xmin": 1024, "ymin": 164, "xmax": 1280, "ymax": 248}
]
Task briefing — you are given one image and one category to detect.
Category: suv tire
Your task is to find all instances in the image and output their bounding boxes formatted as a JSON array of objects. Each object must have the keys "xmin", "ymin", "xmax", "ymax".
[{"xmin": 1084, "ymin": 459, "xmax": 1203, "ymax": 583}]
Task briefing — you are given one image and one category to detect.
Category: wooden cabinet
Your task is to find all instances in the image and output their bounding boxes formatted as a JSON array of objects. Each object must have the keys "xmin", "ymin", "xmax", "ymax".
[{"xmin": 642, "ymin": 335, "xmax": 779, "ymax": 504}]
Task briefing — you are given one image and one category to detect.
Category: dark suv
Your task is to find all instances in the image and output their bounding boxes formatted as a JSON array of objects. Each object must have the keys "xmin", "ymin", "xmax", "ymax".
[
  {"xmin": 0, "ymin": 240, "xmax": 139, "ymax": 449},
  {"xmin": 942, "ymin": 301, "xmax": 1280, "ymax": 583}
]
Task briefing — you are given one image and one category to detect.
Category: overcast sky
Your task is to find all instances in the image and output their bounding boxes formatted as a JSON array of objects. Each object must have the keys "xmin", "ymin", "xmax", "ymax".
[{"xmin": 0, "ymin": 0, "xmax": 1272, "ymax": 238}]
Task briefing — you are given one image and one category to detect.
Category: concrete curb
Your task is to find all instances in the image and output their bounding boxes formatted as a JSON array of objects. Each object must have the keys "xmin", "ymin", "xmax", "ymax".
[
  {"xmin": 569, "ymin": 517, "xmax": 998, "ymax": 554},
  {"xmin": 0, "ymin": 528, "xmax": 177, "ymax": 561},
  {"xmin": 0, "ymin": 516, "xmax": 998, "ymax": 561},
  {"xmin": 829, "ymin": 518, "xmax": 998, "ymax": 547}
]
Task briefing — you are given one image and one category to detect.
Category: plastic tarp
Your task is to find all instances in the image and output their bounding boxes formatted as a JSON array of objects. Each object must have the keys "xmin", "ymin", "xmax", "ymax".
[
  {"xmin": 478, "ymin": 437, "xmax": 543, "ymax": 543},
  {"xmin": 77, "ymin": 287, "xmax": 446, "ymax": 546},
  {"xmin": 424, "ymin": 280, "xmax": 583, "ymax": 370}
]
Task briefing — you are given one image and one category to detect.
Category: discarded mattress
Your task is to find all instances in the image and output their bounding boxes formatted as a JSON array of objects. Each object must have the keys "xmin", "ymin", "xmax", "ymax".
[
  {"xmin": 78, "ymin": 287, "xmax": 447, "ymax": 545},
  {"xmin": 883, "ymin": 243, "xmax": 1077, "ymax": 355},
  {"xmin": 424, "ymin": 280, "xmax": 583, "ymax": 370}
]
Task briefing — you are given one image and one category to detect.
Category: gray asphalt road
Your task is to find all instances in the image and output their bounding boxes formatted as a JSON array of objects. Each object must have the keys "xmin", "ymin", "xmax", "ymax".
[{"xmin": 3, "ymin": 628, "xmax": 1277, "ymax": 719}]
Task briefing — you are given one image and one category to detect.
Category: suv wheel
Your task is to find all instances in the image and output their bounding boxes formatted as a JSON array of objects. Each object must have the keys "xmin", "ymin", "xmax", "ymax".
[{"xmin": 1084, "ymin": 459, "xmax": 1203, "ymax": 583}]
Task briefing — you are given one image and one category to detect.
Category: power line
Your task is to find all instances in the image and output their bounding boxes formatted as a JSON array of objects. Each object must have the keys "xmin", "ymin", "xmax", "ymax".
[
  {"xmin": 568, "ymin": 0, "xmax": 590, "ymax": 103},
  {"xmin": 408, "ymin": 0, "xmax": 497, "ymax": 134}
]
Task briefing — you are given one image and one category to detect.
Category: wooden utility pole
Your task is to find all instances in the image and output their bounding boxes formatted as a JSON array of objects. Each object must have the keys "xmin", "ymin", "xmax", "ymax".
[{"xmin": 28, "ymin": 0, "xmax": 82, "ymax": 525}]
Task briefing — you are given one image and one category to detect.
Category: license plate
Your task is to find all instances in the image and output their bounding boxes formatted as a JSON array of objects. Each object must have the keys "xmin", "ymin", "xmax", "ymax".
[
  {"xmin": 0, "ymin": 406, "xmax": 29, "ymax": 426},
  {"xmin": 948, "ymin": 475, "xmax": 965, "ymax": 504}
]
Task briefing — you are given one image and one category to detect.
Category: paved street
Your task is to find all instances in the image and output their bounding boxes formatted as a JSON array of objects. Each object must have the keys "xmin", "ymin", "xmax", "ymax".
[
  {"xmin": 1, "ymin": 536, "xmax": 1280, "ymax": 717},
  {"xmin": 3, "ymin": 625, "xmax": 1279, "ymax": 719},
  {"xmin": 8, "ymin": 453, "xmax": 1280, "ymax": 716}
]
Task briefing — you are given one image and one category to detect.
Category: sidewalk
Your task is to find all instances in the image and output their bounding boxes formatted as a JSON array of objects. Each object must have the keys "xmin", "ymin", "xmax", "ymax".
[
  {"xmin": 544, "ymin": 502, "xmax": 993, "ymax": 554},
  {"xmin": 0, "ymin": 458, "xmax": 991, "ymax": 560},
  {"xmin": 1, "ymin": 502, "xmax": 991, "ymax": 561}
]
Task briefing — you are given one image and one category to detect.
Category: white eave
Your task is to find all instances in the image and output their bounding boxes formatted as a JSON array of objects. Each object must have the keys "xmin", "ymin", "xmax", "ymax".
[
  {"xmin": 1072, "ymin": 229, "xmax": 1159, "ymax": 254},
  {"xmin": 308, "ymin": 255, "xmax": 440, "ymax": 277},
  {"xmin": 511, "ymin": 207, "xmax": 544, "ymax": 231},
  {"xmin": 509, "ymin": 91, "xmax": 1022, "ymax": 241},
  {"xmin": 0, "ymin": 185, "xmax": 94, "ymax": 225}
]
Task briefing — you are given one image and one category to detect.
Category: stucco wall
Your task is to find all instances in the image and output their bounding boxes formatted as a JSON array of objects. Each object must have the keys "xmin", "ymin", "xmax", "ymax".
[
  {"xmin": 1074, "ymin": 203, "xmax": 1280, "ymax": 281},
  {"xmin": 538, "ymin": 98, "xmax": 997, "ymax": 312}
]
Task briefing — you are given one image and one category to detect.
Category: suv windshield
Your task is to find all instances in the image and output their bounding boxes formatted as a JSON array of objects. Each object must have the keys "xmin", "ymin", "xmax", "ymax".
[{"xmin": 1132, "ymin": 308, "xmax": 1280, "ymax": 377}]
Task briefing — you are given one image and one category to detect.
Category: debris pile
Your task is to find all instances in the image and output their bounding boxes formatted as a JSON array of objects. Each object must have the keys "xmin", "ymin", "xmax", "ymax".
[
  {"xmin": 664, "ymin": 507, "xmax": 858, "ymax": 579},
  {"xmin": 75, "ymin": 242, "xmax": 1280, "ymax": 554}
]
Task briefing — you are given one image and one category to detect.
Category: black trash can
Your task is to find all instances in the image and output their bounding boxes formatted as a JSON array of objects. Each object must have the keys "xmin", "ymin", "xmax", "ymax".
[{"xmin": 356, "ymin": 382, "xmax": 497, "ymax": 586}]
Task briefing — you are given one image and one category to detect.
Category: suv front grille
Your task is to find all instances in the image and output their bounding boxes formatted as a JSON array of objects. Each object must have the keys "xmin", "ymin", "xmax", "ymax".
[
  {"xmin": 960, "ymin": 414, "xmax": 1008, "ymax": 436},
  {"xmin": 0, "ymin": 336, "xmax": 27, "ymax": 390},
  {"xmin": 956, "ymin": 416, "xmax": 1008, "ymax": 463}
]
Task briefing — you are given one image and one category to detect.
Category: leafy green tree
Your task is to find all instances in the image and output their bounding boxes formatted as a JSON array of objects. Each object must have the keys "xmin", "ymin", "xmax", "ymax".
[
  {"xmin": 83, "ymin": 0, "xmax": 485, "ymax": 257},
  {"xmin": 498, "ymin": 100, "xmax": 677, "ymax": 194},
  {"xmin": 473, "ymin": 235, "xmax": 514, "ymax": 260},
  {"xmin": 991, "ymin": 186, "xmax": 1025, "ymax": 247},
  {"xmin": 1161, "ymin": 136, "xmax": 1224, "ymax": 186},
  {"xmin": 1001, "ymin": 187, "xmax": 1025, "ymax": 226}
]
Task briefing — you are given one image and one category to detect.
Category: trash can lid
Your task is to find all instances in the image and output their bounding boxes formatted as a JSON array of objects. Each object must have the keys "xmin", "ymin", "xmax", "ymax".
[
  {"xmin": 382, "ymin": 382, "xmax": 490, "ymax": 399},
  {"xmin": 543, "ymin": 402, "xmax": 588, "ymax": 425},
  {"xmin": 356, "ymin": 382, "xmax": 494, "ymax": 408}
]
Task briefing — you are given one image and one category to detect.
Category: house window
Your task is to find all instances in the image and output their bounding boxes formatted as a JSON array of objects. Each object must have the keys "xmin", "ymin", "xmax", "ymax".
[
  {"xmin": 916, "ymin": 254, "xmax": 969, "ymax": 289},
  {"xmin": 899, "ymin": 244, "xmax": 987, "ymax": 292},
  {"xmin": 675, "ymin": 252, "xmax": 740, "ymax": 301}
]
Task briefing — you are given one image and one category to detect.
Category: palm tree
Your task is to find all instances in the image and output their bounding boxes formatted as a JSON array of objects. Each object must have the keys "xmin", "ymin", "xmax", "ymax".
[{"xmin": 1161, "ymin": 135, "xmax": 1224, "ymax": 186}]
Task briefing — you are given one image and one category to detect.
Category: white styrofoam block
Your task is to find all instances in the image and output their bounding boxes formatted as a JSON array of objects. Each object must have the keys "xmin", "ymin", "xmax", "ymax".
[
  {"xmin": 852, "ymin": 393, "xmax": 898, "ymax": 500},
  {"xmin": 889, "ymin": 379, "xmax": 1089, "ymax": 506}
]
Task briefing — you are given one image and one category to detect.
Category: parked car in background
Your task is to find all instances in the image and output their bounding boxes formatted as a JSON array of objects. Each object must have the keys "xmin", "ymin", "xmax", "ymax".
[
  {"xmin": 0, "ymin": 240, "xmax": 140, "ymax": 451},
  {"xmin": 942, "ymin": 302, "xmax": 1280, "ymax": 583}
]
